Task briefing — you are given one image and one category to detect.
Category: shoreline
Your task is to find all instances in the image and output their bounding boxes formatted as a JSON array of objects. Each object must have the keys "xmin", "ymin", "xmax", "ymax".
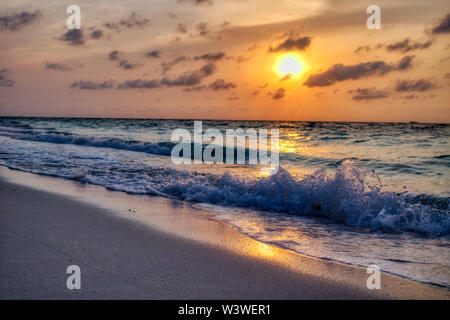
[{"xmin": 0, "ymin": 166, "xmax": 448, "ymax": 299}]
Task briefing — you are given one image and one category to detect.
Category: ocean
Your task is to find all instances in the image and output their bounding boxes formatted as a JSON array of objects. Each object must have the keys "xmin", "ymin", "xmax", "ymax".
[{"xmin": 0, "ymin": 117, "xmax": 448, "ymax": 287}]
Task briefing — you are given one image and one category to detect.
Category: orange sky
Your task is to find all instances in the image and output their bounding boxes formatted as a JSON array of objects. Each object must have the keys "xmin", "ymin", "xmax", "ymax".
[{"xmin": 0, "ymin": 0, "xmax": 449, "ymax": 122}]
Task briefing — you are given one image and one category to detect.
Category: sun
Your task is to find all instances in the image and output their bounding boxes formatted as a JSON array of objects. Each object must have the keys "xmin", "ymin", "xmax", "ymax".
[{"xmin": 274, "ymin": 54, "xmax": 305, "ymax": 77}]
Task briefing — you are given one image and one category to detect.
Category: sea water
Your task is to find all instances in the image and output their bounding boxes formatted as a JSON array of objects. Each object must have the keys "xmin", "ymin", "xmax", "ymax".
[{"xmin": 0, "ymin": 118, "xmax": 448, "ymax": 287}]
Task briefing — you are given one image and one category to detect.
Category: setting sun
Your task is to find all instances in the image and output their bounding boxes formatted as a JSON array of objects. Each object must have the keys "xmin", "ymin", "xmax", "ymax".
[
  {"xmin": 278, "ymin": 57, "xmax": 302, "ymax": 75},
  {"xmin": 274, "ymin": 54, "xmax": 305, "ymax": 78}
]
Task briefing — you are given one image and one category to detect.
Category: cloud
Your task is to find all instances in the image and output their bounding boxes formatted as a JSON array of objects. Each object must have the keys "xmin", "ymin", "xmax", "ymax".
[
  {"xmin": 395, "ymin": 79, "xmax": 437, "ymax": 92},
  {"xmin": 432, "ymin": 13, "xmax": 450, "ymax": 34},
  {"xmin": 45, "ymin": 62, "xmax": 72, "ymax": 71},
  {"xmin": 194, "ymin": 52, "xmax": 226, "ymax": 61},
  {"xmin": 109, "ymin": 50, "xmax": 123, "ymax": 61},
  {"xmin": 397, "ymin": 55, "xmax": 415, "ymax": 70},
  {"xmin": 269, "ymin": 36, "xmax": 311, "ymax": 52},
  {"xmin": 0, "ymin": 69, "xmax": 15, "ymax": 87},
  {"xmin": 70, "ymin": 80, "xmax": 114, "ymax": 89},
  {"xmin": 209, "ymin": 79, "xmax": 236, "ymax": 90},
  {"xmin": 272, "ymin": 88, "xmax": 285, "ymax": 99},
  {"xmin": 385, "ymin": 38, "xmax": 433, "ymax": 53},
  {"xmin": 177, "ymin": 0, "xmax": 213, "ymax": 6},
  {"xmin": 60, "ymin": 27, "xmax": 104, "ymax": 46},
  {"xmin": 109, "ymin": 51, "xmax": 143, "ymax": 70},
  {"xmin": 161, "ymin": 56, "xmax": 188, "ymax": 74},
  {"xmin": 183, "ymin": 78, "xmax": 236, "ymax": 91},
  {"xmin": 59, "ymin": 29, "xmax": 85, "ymax": 46},
  {"xmin": 356, "ymin": 39, "xmax": 432, "ymax": 54},
  {"xmin": 176, "ymin": 23, "xmax": 188, "ymax": 34},
  {"xmin": 104, "ymin": 13, "xmax": 150, "ymax": 32},
  {"xmin": 118, "ymin": 79, "xmax": 161, "ymax": 89},
  {"xmin": 0, "ymin": 10, "xmax": 41, "ymax": 32},
  {"xmin": 303, "ymin": 56, "xmax": 414, "ymax": 87},
  {"xmin": 182, "ymin": 85, "xmax": 207, "ymax": 92},
  {"xmin": 349, "ymin": 87, "xmax": 390, "ymax": 100},
  {"xmin": 195, "ymin": 22, "xmax": 210, "ymax": 37},
  {"xmin": 146, "ymin": 50, "xmax": 161, "ymax": 58},
  {"xmin": 161, "ymin": 63, "xmax": 216, "ymax": 86},
  {"xmin": 89, "ymin": 29, "xmax": 103, "ymax": 39},
  {"xmin": 119, "ymin": 64, "xmax": 217, "ymax": 89},
  {"xmin": 354, "ymin": 45, "xmax": 372, "ymax": 54},
  {"xmin": 118, "ymin": 59, "xmax": 142, "ymax": 70}
]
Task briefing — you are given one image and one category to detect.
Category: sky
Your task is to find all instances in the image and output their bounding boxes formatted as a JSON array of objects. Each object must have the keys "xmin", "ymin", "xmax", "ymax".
[{"xmin": 0, "ymin": 0, "xmax": 449, "ymax": 122}]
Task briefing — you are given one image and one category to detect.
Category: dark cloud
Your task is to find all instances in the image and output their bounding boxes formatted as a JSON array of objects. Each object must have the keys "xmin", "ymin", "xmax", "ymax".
[
  {"xmin": 209, "ymin": 79, "xmax": 236, "ymax": 90},
  {"xmin": 350, "ymin": 88, "xmax": 390, "ymax": 100},
  {"xmin": 109, "ymin": 50, "xmax": 123, "ymax": 61},
  {"xmin": 183, "ymin": 78, "xmax": 236, "ymax": 91},
  {"xmin": 183, "ymin": 85, "xmax": 207, "ymax": 92},
  {"xmin": 45, "ymin": 62, "xmax": 72, "ymax": 71},
  {"xmin": 146, "ymin": 50, "xmax": 161, "ymax": 58},
  {"xmin": 70, "ymin": 80, "xmax": 114, "ymax": 89},
  {"xmin": 177, "ymin": 0, "xmax": 213, "ymax": 6},
  {"xmin": 196, "ymin": 22, "xmax": 210, "ymax": 37},
  {"xmin": 272, "ymin": 88, "xmax": 285, "ymax": 99},
  {"xmin": 432, "ymin": 13, "xmax": 450, "ymax": 34},
  {"xmin": 104, "ymin": 13, "xmax": 150, "ymax": 32},
  {"xmin": 118, "ymin": 79, "xmax": 161, "ymax": 89},
  {"xmin": 118, "ymin": 60, "xmax": 142, "ymax": 70},
  {"xmin": 89, "ymin": 29, "xmax": 103, "ymax": 39},
  {"xmin": 269, "ymin": 36, "xmax": 311, "ymax": 52},
  {"xmin": 59, "ymin": 29, "xmax": 85, "ymax": 46},
  {"xmin": 385, "ymin": 38, "xmax": 433, "ymax": 53},
  {"xmin": 0, "ymin": 10, "xmax": 41, "ymax": 32},
  {"xmin": 161, "ymin": 56, "xmax": 188, "ymax": 74},
  {"xmin": 176, "ymin": 23, "xmax": 188, "ymax": 34},
  {"xmin": 303, "ymin": 56, "xmax": 414, "ymax": 87},
  {"xmin": 194, "ymin": 52, "xmax": 226, "ymax": 61},
  {"xmin": 0, "ymin": 69, "xmax": 15, "ymax": 87},
  {"xmin": 354, "ymin": 45, "xmax": 371, "ymax": 54},
  {"xmin": 355, "ymin": 39, "xmax": 431, "ymax": 54},
  {"xmin": 395, "ymin": 79, "xmax": 437, "ymax": 92},
  {"xmin": 397, "ymin": 55, "xmax": 415, "ymax": 70},
  {"xmin": 119, "ymin": 64, "xmax": 217, "ymax": 89},
  {"xmin": 161, "ymin": 63, "xmax": 216, "ymax": 87}
]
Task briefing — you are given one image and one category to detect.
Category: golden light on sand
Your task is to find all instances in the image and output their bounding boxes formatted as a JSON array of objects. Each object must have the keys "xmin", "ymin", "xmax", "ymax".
[{"xmin": 275, "ymin": 54, "xmax": 304, "ymax": 76}]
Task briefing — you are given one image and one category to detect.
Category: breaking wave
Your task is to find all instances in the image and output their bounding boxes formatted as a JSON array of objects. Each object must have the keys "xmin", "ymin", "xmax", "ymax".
[{"xmin": 0, "ymin": 128, "xmax": 173, "ymax": 156}]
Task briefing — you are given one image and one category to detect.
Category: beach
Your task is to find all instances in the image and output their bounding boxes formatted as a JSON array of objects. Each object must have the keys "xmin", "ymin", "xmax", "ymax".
[{"xmin": 0, "ymin": 167, "xmax": 448, "ymax": 299}]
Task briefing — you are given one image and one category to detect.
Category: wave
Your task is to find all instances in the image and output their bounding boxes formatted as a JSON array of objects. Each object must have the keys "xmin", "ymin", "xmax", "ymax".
[
  {"xmin": 2, "ymin": 152, "xmax": 447, "ymax": 236},
  {"xmin": 0, "ymin": 129, "xmax": 273, "ymax": 163},
  {"xmin": 155, "ymin": 162, "xmax": 449, "ymax": 236},
  {"xmin": 0, "ymin": 130, "xmax": 173, "ymax": 156}
]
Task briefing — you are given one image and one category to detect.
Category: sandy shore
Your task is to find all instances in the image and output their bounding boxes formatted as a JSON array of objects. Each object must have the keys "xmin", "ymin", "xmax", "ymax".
[{"xmin": 0, "ymin": 168, "xmax": 448, "ymax": 299}]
